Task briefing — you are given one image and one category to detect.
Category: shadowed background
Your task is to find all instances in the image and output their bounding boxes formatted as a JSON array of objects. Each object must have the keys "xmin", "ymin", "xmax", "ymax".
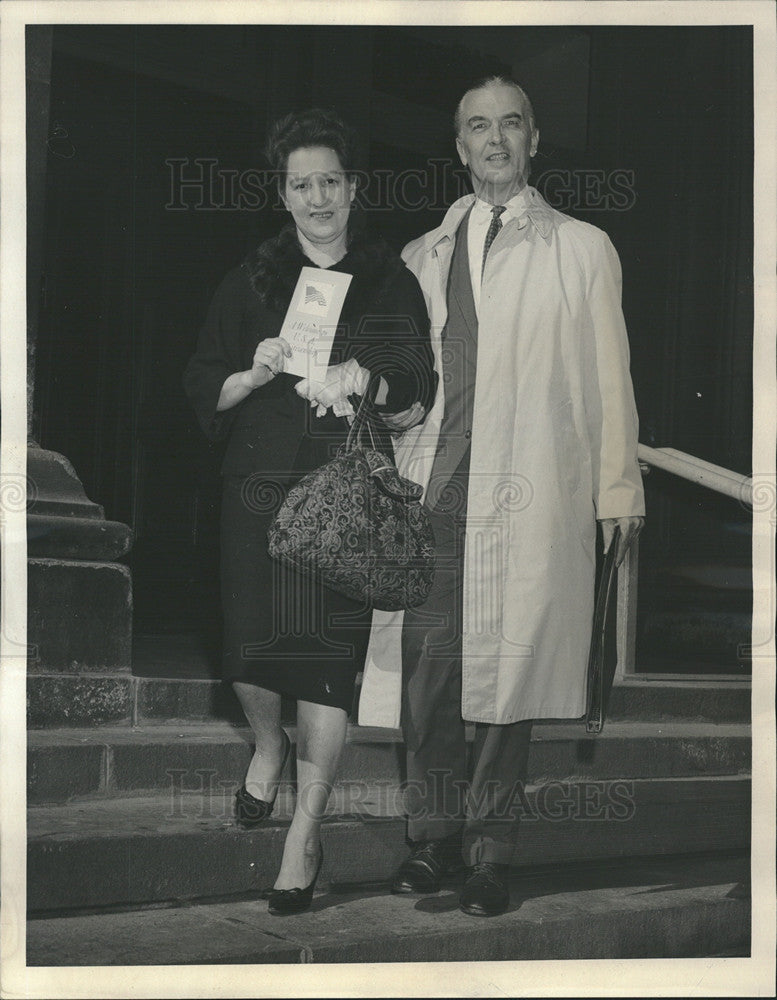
[{"xmin": 28, "ymin": 24, "xmax": 753, "ymax": 678}]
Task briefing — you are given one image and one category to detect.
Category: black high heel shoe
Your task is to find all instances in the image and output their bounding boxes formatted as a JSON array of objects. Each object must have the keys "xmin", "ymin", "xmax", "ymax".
[
  {"xmin": 235, "ymin": 729, "xmax": 291, "ymax": 829},
  {"xmin": 267, "ymin": 844, "xmax": 324, "ymax": 916}
]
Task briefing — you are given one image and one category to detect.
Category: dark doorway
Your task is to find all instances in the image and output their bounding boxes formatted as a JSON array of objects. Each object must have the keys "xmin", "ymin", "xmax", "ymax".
[{"xmin": 35, "ymin": 33, "xmax": 275, "ymax": 676}]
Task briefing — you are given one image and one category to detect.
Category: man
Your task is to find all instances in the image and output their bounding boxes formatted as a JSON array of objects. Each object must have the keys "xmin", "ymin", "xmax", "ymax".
[{"xmin": 359, "ymin": 76, "xmax": 645, "ymax": 916}]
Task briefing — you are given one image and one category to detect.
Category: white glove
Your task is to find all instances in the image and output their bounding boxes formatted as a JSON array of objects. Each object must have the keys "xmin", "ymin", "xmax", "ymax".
[{"xmin": 295, "ymin": 358, "xmax": 370, "ymax": 417}]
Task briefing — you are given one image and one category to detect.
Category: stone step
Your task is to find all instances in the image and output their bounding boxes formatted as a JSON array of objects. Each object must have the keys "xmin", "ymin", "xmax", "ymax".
[
  {"xmin": 26, "ymin": 673, "xmax": 751, "ymax": 728},
  {"xmin": 27, "ymin": 775, "xmax": 750, "ymax": 912},
  {"xmin": 25, "ymin": 851, "xmax": 750, "ymax": 964},
  {"xmin": 27, "ymin": 720, "xmax": 752, "ymax": 804}
]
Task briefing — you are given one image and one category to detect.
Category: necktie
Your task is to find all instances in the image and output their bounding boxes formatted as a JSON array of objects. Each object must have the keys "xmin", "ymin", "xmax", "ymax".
[{"xmin": 481, "ymin": 205, "xmax": 506, "ymax": 279}]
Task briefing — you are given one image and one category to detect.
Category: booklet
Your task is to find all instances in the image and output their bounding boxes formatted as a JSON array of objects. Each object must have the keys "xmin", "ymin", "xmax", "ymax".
[{"xmin": 279, "ymin": 266, "xmax": 353, "ymax": 382}]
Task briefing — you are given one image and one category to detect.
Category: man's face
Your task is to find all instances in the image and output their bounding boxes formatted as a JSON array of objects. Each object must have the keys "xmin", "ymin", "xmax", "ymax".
[{"xmin": 456, "ymin": 83, "xmax": 539, "ymax": 204}]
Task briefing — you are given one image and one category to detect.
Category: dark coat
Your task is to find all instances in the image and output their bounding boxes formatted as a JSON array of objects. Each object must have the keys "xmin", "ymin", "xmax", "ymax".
[{"xmin": 183, "ymin": 226, "xmax": 436, "ymax": 478}]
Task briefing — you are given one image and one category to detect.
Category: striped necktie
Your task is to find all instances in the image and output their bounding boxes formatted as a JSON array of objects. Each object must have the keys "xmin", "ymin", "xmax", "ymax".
[{"xmin": 481, "ymin": 204, "xmax": 506, "ymax": 278}]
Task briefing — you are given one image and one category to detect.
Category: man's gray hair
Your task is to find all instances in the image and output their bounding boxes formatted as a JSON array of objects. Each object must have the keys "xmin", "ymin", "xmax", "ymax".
[{"xmin": 454, "ymin": 76, "xmax": 536, "ymax": 135}]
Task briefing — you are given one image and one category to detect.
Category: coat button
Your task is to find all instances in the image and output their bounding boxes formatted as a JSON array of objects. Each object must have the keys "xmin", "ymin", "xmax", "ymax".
[{"xmin": 465, "ymin": 429, "xmax": 472, "ymax": 439}]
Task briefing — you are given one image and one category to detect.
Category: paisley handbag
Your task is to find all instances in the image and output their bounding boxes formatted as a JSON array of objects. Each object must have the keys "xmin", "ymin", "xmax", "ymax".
[{"xmin": 267, "ymin": 382, "xmax": 435, "ymax": 611}]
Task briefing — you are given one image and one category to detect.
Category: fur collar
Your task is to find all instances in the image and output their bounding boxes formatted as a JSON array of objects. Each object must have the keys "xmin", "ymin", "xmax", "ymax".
[{"xmin": 242, "ymin": 223, "xmax": 405, "ymax": 314}]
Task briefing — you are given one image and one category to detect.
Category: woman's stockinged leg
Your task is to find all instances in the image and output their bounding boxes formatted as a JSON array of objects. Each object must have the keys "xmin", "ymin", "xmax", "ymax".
[
  {"xmin": 233, "ymin": 682, "xmax": 285, "ymax": 802},
  {"xmin": 273, "ymin": 699, "xmax": 348, "ymax": 891}
]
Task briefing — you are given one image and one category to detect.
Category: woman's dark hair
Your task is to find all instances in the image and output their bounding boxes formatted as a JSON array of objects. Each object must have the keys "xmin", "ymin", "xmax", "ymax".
[{"xmin": 264, "ymin": 108, "xmax": 357, "ymax": 186}]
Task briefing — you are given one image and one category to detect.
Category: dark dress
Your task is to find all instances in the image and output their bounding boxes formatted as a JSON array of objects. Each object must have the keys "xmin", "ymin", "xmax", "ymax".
[{"xmin": 184, "ymin": 226, "xmax": 435, "ymax": 711}]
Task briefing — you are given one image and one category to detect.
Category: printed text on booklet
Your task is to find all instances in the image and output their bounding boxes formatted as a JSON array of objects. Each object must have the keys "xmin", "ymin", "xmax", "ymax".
[{"xmin": 280, "ymin": 267, "xmax": 353, "ymax": 381}]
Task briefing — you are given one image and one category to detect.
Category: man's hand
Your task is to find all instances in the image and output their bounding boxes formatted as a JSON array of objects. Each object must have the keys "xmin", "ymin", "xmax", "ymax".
[
  {"xmin": 600, "ymin": 515, "xmax": 645, "ymax": 567},
  {"xmin": 381, "ymin": 402, "xmax": 427, "ymax": 434}
]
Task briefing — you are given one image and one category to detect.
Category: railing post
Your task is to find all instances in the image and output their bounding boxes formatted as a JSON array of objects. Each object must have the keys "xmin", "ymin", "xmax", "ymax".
[{"xmin": 615, "ymin": 537, "xmax": 639, "ymax": 680}]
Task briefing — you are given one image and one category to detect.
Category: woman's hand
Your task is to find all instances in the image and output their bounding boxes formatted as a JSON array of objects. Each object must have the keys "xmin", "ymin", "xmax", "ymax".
[
  {"xmin": 296, "ymin": 358, "xmax": 371, "ymax": 416},
  {"xmin": 247, "ymin": 337, "xmax": 292, "ymax": 387},
  {"xmin": 381, "ymin": 402, "xmax": 427, "ymax": 434},
  {"xmin": 216, "ymin": 337, "xmax": 292, "ymax": 412}
]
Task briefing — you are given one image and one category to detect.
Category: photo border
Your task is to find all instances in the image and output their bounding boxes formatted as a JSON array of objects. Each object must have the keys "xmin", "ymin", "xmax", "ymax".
[{"xmin": 2, "ymin": 2, "xmax": 774, "ymax": 997}]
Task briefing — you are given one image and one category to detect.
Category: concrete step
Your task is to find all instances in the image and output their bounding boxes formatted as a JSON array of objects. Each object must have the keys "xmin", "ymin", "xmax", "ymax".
[
  {"xmin": 26, "ymin": 852, "xmax": 750, "ymax": 963},
  {"xmin": 27, "ymin": 775, "xmax": 750, "ymax": 912},
  {"xmin": 606, "ymin": 678, "xmax": 750, "ymax": 721},
  {"xmin": 27, "ymin": 673, "xmax": 751, "ymax": 728},
  {"xmin": 27, "ymin": 720, "xmax": 752, "ymax": 804}
]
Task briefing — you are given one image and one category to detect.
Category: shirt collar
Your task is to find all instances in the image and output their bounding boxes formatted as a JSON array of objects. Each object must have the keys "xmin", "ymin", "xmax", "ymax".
[
  {"xmin": 428, "ymin": 187, "xmax": 553, "ymax": 251},
  {"xmin": 296, "ymin": 230, "xmax": 344, "ymax": 268},
  {"xmin": 473, "ymin": 187, "xmax": 531, "ymax": 222}
]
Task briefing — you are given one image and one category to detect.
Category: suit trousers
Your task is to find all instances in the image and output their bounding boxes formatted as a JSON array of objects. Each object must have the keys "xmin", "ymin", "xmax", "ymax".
[{"xmin": 401, "ymin": 477, "xmax": 533, "ymax": 866}]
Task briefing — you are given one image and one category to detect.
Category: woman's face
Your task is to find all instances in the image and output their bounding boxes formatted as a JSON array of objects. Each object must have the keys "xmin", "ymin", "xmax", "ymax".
[{"xmin": 282, "ymin": 146, "xmax": 356, "ymax": 252}]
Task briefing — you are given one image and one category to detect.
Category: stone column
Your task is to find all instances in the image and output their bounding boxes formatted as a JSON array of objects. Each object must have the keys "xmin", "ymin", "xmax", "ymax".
[
  {"xmin": 27, "ymin": 446, "xmax": 134, "ymax": 727},
  {"xmin": 26, "ymin": 28, "xmax": 136, "ymax": 728}
]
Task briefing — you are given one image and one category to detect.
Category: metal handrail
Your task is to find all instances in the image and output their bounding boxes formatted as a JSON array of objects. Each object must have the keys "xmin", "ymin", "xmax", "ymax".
[
  {"xmin": 616, "ymin": 444, "xmax": 753, "ymax": 682},
  {"xmin": 637, "ymin": 444, "xmax": 753, "ymax": 505}
]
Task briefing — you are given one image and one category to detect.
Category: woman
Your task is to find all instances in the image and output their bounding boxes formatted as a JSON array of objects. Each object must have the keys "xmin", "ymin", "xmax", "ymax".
[{"xmin": 183, "ymin": 108, "xmax": 435, "ymax": 915}]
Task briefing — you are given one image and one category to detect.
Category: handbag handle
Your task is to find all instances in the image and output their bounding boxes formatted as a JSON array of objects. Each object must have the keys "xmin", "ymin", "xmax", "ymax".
[
  {"xmin": 345, "ymin": 375, "xmax": 381, "ymax": 454},
  {"xmin": 344, "ymin": 376, "xmax": 423, "ymax": 505}
]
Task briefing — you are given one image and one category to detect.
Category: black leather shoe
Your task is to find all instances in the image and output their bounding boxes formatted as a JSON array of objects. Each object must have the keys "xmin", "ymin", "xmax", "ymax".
[
  {"xmin": 268, "ymin": 845, "xmax": 323, "ymax": 916},
  {"xmin": 459, "ymin": 862, "xmax": 510, "ymax": 916},
  {"xmin": 390, "ymin": 838, "xmax": 464, "ymax": 895},
  {"xmin": 235, "ymin": 729, "xmax": 291, "ymax": 829}
]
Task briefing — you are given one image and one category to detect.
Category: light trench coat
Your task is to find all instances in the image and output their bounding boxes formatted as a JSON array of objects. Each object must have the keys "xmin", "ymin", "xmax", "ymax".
[{"xmin": 358, "ymin": 188, "xmax": 645, "ymax": 728}]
